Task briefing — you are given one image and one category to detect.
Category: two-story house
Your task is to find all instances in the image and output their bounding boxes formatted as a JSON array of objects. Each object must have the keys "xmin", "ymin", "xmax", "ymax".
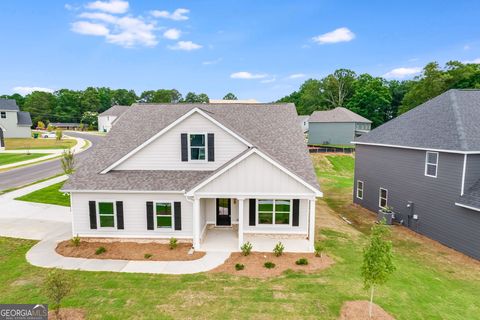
[
  {"xmin": 0, "ymin": 99, "xmax": 32, "ymax": 150},
  {"xmin": 97, "ymin": 105, "xmax": 129, "ymax": 132},
  {"xmin": 353, "ymin": 89, "xmax": 480, "ymax": 260},
  {"xmin": 63, "ymin": 103, "xmax": 322, "ymax": 252}
]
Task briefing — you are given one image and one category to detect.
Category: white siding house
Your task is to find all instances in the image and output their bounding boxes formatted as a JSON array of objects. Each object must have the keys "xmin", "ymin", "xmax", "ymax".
[
  {"xmin": 97, "ymin": 105, "xmax": 129, "ymax": 132},
  {"xmin": 0, "ymin": 99, "xmax": 32, "ymax": 150}
]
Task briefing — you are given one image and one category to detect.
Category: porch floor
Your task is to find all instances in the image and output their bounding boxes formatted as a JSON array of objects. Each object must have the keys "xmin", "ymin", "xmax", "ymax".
[{"xmin": 199, "ymin": 228, "xmax": 238, "ymax": 252}]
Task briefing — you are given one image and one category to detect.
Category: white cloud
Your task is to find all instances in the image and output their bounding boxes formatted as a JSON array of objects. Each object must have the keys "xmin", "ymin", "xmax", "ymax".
[
  {"xmin": 230, "ymin": 72, "xmax": 268, "ymax": 80},
  {"xmin": 168, "ymin": 40, "xmax": 202, "ymax": 51},
  {"xmin": 71, "ymin": 21, "xmax": 110, "ymax": 36},
  {"xmin": 464, "ymin": 58, "xmax": 480, "ymax": 64},
  {"xmin": 202, "ymin": 58, "xmax": 222, "ymax": 65},
  {"xmin": 79, "ymin": 12, "xmax": 118, "ymax": 23},
  {"xmin": 312, "ymin": 27, "xmax": 355, "ymax": 44},
  {"xmin": 260, "ymin": 77, "xmax": 276, "ymax": 83},
  {"xmin": 151, "ymin": 8, "xmax": 189, "ymax": 21},
  {"xmin": 12, "ymin": 86, "xmax": 55, "ymax": 95},
  {"xmin": 85, "ymin": 0, "xmax": 129, "ymax": 14},
  {"xmin": 287, "ymin": 73, "xmax": 306, "ymax": 79},
  {"xmin": 106, "ymin": 16, "xmax": 157, "ymax": 47},
  {"xmin": 163, "ymin": 28, "xmax": 181, "ymax": 40},
  {"xmin": 383, "ymin": 67, "xmax": 422, "ymax": 79}
]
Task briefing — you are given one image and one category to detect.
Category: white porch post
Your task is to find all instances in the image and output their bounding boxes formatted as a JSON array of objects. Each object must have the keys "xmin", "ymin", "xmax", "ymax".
[
  {"xmin": 238, "ymin": 198, "xmax": 245, "ymax": 250},
  {"xmin": 193, "ymin": 197, "xmax": 200, "ymax": 250},
  {"xmin": 308, "ymin": 198, "xmax": 316, "ymax": 252}
]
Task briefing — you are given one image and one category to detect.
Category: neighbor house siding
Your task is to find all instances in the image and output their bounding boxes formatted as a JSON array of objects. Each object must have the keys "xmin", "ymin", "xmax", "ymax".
[
  {"xmin": 71, "ymin": 192, "xmax": 193, "ymax": 239},
  {"xmin": 0, "ymin": 110, "xmax": 31, "ymax": 138},
  {"xmin": 308, "ymin": 122, "xmax": 355, "ymax": 145},
  {"xmin": 115, "ymin": 112, "xmax": 248, "ymax": 171},
  {"xmin": 464, "ymin": 154, "xmax": 480, "ymax": 192},
  {"xmin": 98, "ymin": 115, "xmax": 116, "ymax": 133},
  {"xmin": 354, "ymin": 144, "xmax": 480, "ymax": 259}
]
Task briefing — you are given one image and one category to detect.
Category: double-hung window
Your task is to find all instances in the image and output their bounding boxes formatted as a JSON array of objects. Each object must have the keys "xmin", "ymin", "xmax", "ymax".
[
  {"xmin": 425, "ymin": 151, "xmax": 438, "ymax": 177},
  {"xmin": 98, "ymin": 202, "xmax": 115, "ymax": 228},
  {"xmin": 155, "ymin": 202, "xmax": 173, "ymax": 229},
  {"xmin": 379, "ymin": 188, "xmax": 388, "ymax": 209},
  {"xmin": 356, "ymin": 181, "xmax": 364, "ymax": 199},
  {"xmin": 258, "ymin": 199, "xmax": 291, "ymax": 225},
  {"xmin": 189, "ymin": 134, "xmax": 206, "ymax": 161},
  {"xmin": 0, "ymin": 112, "xmax": 5, "ymax": 119}
]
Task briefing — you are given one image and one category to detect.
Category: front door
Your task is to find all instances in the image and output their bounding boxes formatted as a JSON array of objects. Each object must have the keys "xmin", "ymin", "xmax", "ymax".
[{"xmin": 216, "ymin": 198, "xmax": 231, "ymax": 226}]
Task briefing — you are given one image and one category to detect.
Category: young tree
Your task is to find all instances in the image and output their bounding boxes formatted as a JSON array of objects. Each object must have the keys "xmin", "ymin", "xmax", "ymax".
[
  {"xmin": 361, "ymin": 221, "xmax": 395, "ymax": 318},
  {"xmin": 61, "ymin": 149, "xmax": 75, "ymax": 175},
  {"xmin": 43, "ymin": 269, "xmax": 73, "ymax": 320},
  {"xmin": 55, "ymin": 129, "xmax": 63, "ymax": 141},
  {"xmin": 223, "ymin": 92, "xmax": 238, "ymax": 100}
]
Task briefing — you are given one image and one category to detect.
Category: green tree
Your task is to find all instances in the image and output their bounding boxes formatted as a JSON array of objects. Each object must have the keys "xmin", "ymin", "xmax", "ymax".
[
  {"xmin": 112, "ymin": 89, "xmax": 137, "ymax": 106},
  {"xmin": 61, "ymin": 149, "xmax": 75, "ymax": 175},
  {"xmin": 223, "ymin": 92, "xmax": 238, "ymax": 100},
  {"xmin": 361, "ymin": 221, "xmax": 395, "ymax": 318},
  {"xmin": 80, "ymin": 87, "xmax": 102, "ymax": 113},
  {"xmin": 277, "ymin": 79, "xmax": 323, "ymax": 115},
  {"xmin": 387, "ymin": 80, "xmax": 412, "ymax": 121},
  {"xmin": 321, "ymin": 69, "xmax": 357, "ymax": 108},
  {"xmin": 184, "ymin": 92, "xmax": 209, "ymax": 103},
  {"xmin": 81, "ymin": 111, "xmax": 98, "ymax": 129},
  {"xmin": 23, "ymin": 91, "xmax": 57, "ymax": 125},
  {"xmin": 54, "ymin": 89, "xmax": 81, "ymax": 122},
  {"xmin": 43, "ymin": 269, "xmax": 73, "ymax": 319}
]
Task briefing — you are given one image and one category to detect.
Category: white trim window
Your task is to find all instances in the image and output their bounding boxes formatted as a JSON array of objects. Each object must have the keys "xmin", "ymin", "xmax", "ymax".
[
  {"xmin": 356, "ymin": 180, "xmax": 364, "ymax": 199},
  {"xmin": 425, "ymin": 151, "xmax": 438, "ymax": 177},
  {"xmin": 98, "ymin": 201, "xmax": 116, "ymax": 228},
  {"xmin": 379, "ymin": 188, "xmax": 388, "ymax": 209},
  {"xmin": 257, "ymin": 199, "xmax": 291, "ymax": 225},
  {"xmin": 155, "ymin": 201, "xmax": 173, "ymax": 229},
  {"xmin": 188, "ymin": 133, "xmax": 207, "ymax": 161}
]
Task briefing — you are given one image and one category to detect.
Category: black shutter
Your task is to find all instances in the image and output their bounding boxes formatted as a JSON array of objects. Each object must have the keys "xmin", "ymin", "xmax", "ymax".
[
  {"xmin": 249, "ymin": 199, "xmax": 256, "ymax": 226},
  {"xmin": 116, "ymin": 201, "xmax": 124, "ymax": 230},
  {"xmin": 146, "ymin": 201, "xmax": 154, "ymax": 230},
  {"xmin": 88, "ymin": 201, "xmax": 97, "ymax": 229},
  {"xmin": 292, "ymin": 199, "xmax": 300, "ymax": 226},
  {"xmin": 208, "ymin": 133, "xmax": 215, "ymax": 162},
  {"xmin": 174, "ymin": 202, "xmax": 182, "ymax": 230},
  {"xmin": 181, "ymin": 133, "xmax": 188, "ymax": 162}
]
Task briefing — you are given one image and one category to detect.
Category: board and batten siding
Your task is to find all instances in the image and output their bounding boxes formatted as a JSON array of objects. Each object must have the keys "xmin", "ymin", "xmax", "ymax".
[
  {"xmin": 115, "ymin": 112, "xmax": 248, "ymax": 171},
  {"xmin": 71, "ymin": 192, "xmax": 193, "ymax": 239},
  {"xmin": 354, "ymin": 144, "xmax": 480, "ymax": 259},
  {"xmin": 308, "ymin": 122, "xmax": 356, "ymax": 145}
]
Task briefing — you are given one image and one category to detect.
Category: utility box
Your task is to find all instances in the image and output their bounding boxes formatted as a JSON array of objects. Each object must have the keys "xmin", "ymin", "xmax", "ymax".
[{"xmin": 377, "ymin": 210, "xmax": 394, "ymax": 225}]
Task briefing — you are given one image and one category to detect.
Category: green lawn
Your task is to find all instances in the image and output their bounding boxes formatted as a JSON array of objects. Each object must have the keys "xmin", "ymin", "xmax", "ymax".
[
  {"xmin": 15, "ymin": 182, "xmax": 70, "ymax": 206},
  {"xmin": 5, "ymin": 138, "xmax": 77, "ymax": 150},
  {"xmin": 0, "ymin": 153, "xmax": 49, "ymax": 166},
  {"xmin": 0, "ymin": 154, "xmax": 479, "ymax": 319}
]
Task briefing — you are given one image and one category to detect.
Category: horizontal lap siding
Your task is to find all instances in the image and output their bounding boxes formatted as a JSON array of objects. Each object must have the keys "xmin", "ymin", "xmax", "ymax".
[
  {"xmin": 71, "ymin": 192, "xmax": 193, "ymax": 239},
  {"xmin": 354, "ymin": 145, "xmax": 480, "ymax": 259},
  {"xmin": 464, "ymin": 154, "xmax": 480, "ymax": 191},
  {"xmin": 308, "ymin": 122, "xmax": 355, "ymax": 145}
]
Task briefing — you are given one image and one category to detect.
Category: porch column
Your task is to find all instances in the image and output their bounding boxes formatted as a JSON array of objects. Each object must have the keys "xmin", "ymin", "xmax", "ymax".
[
  {"xmin": 308, "ymin": 199, "xmax": 316, "ymax": 252},
  {"xmin": 193, "ymin": 197, "xmax": 200, "ymax": 250},
  {"xmin": 238, "ymin": 198, "xmax": 245, "ymax": 250}
]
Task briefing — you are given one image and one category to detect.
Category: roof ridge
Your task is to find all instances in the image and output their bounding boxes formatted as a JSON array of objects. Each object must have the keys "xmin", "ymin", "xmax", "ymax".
[{"xmin": 449, "ymin": 90, "xmax": 469, "ymax": 150}]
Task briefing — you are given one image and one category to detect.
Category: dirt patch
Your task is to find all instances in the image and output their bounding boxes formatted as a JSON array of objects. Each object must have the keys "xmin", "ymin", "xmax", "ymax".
[
  {"xmin": 48, "ymin": 308, "xmax": 85, "ymax": 320},
  {"xmin": 339, "ymin": 301, "xmax": 394, "ymax": 320},
  {"xmin": 56, "ymin": 240, "xmax": 205, "ymax": 261},
  {"xmin": 209, "ymin": 252, "xmax": 334, "ymax": 278}
]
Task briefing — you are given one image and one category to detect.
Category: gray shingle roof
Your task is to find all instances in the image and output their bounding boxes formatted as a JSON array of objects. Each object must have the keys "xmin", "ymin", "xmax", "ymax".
[
  {"xmin": 99, "ymin": 105, "xmax": 130, "ymax": 117},
  {"xmin": 17, "ymin": 111, "xmax": 32, "ymax": 126},
  {"xmin": 0, "ymin": 99, "xmax": 20, "ymax": 111},
  {"xmin": 309, "ymin": 107, "xmax": 371, "ymax": 123},
  {"xmin": 456, "ymin": 179, "xmax": 480, "ymax": 210},
  {"xmin": 64, "ymin": 103, "xmax": 320, "ymax": 192},
  {"xmin": 355, "ymin": 89, "xmax": 480, "ymax": 151}
]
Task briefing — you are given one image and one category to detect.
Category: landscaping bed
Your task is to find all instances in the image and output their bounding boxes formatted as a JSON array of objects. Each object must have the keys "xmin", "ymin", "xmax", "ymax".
[
  {"xmin": 56, "ymin": 240, "xmax": 205, "ymax": 261},
  {"xmin": 339, "ymin": 301, "xmax": 394, "ymax": 320},
  {"xmin": 210, "ymin": 252, "xmax": 334, "ymax": 278}
]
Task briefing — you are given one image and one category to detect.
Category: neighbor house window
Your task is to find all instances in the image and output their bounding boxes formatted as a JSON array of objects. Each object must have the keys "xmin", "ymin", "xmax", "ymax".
[
  {"xmin": 356, "ymin": 181, "xmax": 364, "ymax": 199},
  {"xmin": 98, "ymin": 202, "xmax": 115, "ymax": 228},
  {"xmin": 155, "ymin": 202, "xmax": 173, "ymax": 229},
  {"xmin": 379, "ymin": 188, "xmax": 388, "ymax": 209},
  {"xmin": 189, "ymin": 134, "xmax": 206, "ymax": 160},
  {"xmin": 258, "ymin": 199, "xmax": 291, "ymax": 225},
  {"xmin": 425, "ymin": 151, "xmax": 438, "ymax": 177},
  {"xmin": 0, "ymin": 112, "xmax": 5, "ymax": 119}
]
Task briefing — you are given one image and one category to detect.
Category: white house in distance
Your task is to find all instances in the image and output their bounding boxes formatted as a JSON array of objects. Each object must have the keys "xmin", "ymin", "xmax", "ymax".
[
  {"xmin": 63, "ymin": 103, "xmax": 322, "ymax": 252},
  {"xmin": 0, "ymin": 99, "xmax": 32, "ymax": 150},
  {"xmin": 97, "ymin": 105, "xmax": 129, "ymax": 132}
]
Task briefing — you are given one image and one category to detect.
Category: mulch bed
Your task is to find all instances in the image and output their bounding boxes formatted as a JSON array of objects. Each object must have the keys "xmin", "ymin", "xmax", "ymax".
[
  {"xmin": 56, "ymin": 240, "xmax": 205, "ymax": 261},
  {"xmin": 48, "ymin": 308, "xmax": 86, "ymax": 320},
  {"xmin": 209, "ymin": 252, "xmax": 334, "ymax": 278},
  {"xmin": 339, "ymin": 301, "xmax": 395, "ymax": 320}
]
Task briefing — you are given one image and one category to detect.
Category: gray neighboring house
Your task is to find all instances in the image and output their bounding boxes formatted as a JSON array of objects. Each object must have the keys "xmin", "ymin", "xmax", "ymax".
[
  {"xmin": 0, "ymin": 99, "xmax": 32, "ymax": 150},
  {"xmin": 308, "ymin": 107, "xmax": 371, "ymax": 145},
  {"xmin": 98, "ymin": 105, "xmax": 129, "ymax": 132},
  {"xmin": 353, "ymin": 89, "xmax": 480, "ymax": 260},
  {"xmin": 298, "ymin": 115, "xmax": 309, "ymax": 133}
]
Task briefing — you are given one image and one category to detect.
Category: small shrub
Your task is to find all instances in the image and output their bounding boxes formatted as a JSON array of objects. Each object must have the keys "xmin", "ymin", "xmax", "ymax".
[
  {"xmin": 241, "ymin": 242, "xmax": 253, "ymax": 256},
  {"xmin": 56, "ymin": 129, "xmax": 63, "ymax": 141},
  {"xmin": 95, "ymin": 246, "xmax": 106, "ymax": 255},
  {"xmin": 169, "ymin": 237, "xmax": 178, "ymax": 250},
  {"xmin": 314, "ymin": 241, "xmax": 325, "ymax": 258},
  {"xmin": 235, "ymin": 263, "xmax": 245, "ymax": 271},
  {"xmin": 144, "ymin": 253, "xmax": 152, "ymax": 259},
  {"xmin": 264, "ymin": 261, "xmax": 276, "ymax": 269},
  {"xmin": 295, "ymin": 258, "xmax": 309, "ymax": 265},
  {"xmin": 43, "ymin": 269, "xmax": 73, "ymax": 319},
  {"xmin": 70, "ymin": 235, "xmax": 81, "ymax": 247},
  {"xmin": 273, "ymin": 242, "xmax": 285, "ymax": 257}
]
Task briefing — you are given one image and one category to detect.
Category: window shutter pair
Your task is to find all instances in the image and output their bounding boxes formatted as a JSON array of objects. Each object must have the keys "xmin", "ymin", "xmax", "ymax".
[
  {"xmin": 248, "ymin": 199, "xmax": 300, "ymax": 226},
  {"xmin": 88, "ymin": 201, "xmax": 124, "ymax": 229},
  {"xmin": 146, "ymin": 201, "xmax": 182, "ymax": 230},
  {"xmin": 180, "ymin": 133, "xmax": 215, "ymax": 162}
]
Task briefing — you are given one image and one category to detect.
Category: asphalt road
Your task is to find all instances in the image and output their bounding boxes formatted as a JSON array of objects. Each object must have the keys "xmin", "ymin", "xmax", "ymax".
[{"xmin": 0, "ymin": 132, "xmax": 103, "ymax": 191}]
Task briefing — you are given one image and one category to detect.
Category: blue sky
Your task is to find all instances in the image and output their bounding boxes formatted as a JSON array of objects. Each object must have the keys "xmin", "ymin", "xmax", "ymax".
[{"xmin": 0, "ymin": 0, "xmax": 479, "ymax": 102}]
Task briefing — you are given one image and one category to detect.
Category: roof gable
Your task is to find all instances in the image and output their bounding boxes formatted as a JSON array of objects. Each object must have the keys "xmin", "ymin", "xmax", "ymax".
[
  {"xmin": 99, "ymin": 105, "xmax": 130, "ymax": 117},
  {"xmin": 309, "ymin": 107, "xmax": 371, "ymax": 123},
  {"xmin": 0, "ymin": 99, "xmax": 19, "ymax": 111}
]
